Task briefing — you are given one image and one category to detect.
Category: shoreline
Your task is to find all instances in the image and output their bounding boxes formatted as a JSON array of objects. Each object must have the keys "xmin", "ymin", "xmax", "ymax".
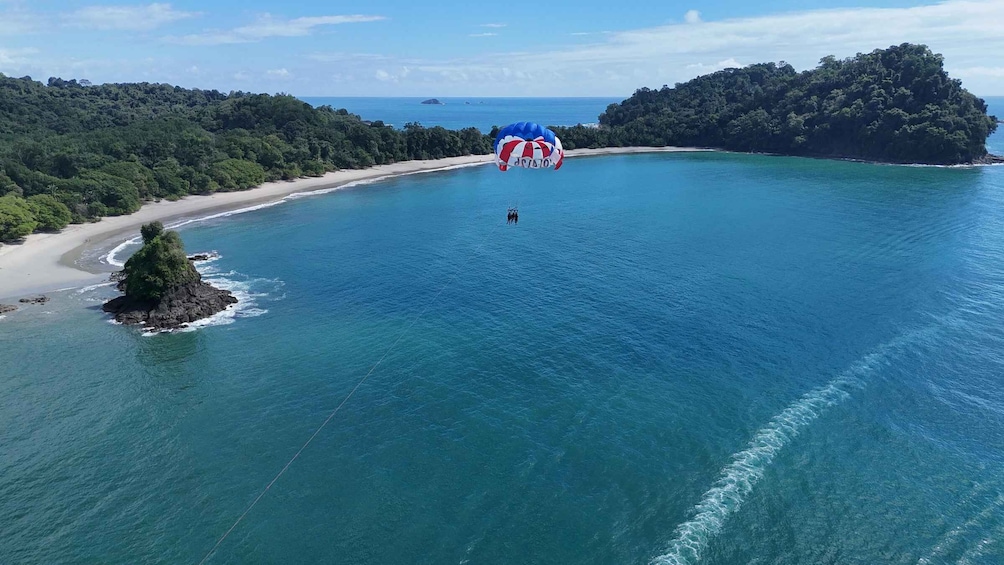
[{"xmin": 0, "ymin": 146, "xmax": 706, "ymax": 300}]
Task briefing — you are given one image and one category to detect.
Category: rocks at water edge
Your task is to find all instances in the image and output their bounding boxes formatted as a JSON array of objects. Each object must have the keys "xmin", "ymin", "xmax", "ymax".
[
  {"xmin": 19, "ymin": 296, "xmax": 49, "ymax": 304},
  {"xmin": 102, "ymin": 222, "xmax": 236, "ymax": 331},
  {"xmin": 187, "ymin": 252, "xmax": 219, "ymax": 262},
  {"xmin": 0, "ymin": 304, "xmax": 16, "ymax": 314},
  {"xmin": 103, "ymin": 280, "xmax": 237, "ymax": 330},
  {"xmin": 975, "ymin": 153, "xmax": 1004, "ymax": 165}
]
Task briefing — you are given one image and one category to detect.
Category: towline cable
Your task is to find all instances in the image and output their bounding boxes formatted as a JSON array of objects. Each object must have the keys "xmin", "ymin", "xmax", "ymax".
[{"xmin": 199, "ymin": 215, "xmax": 506, "ymax": 564}]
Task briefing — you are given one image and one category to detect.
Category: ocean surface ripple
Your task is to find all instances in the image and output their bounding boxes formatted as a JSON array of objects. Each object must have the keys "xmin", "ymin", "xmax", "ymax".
[{"xmin": 2, "ymin": 121, "xmax": 1004, "ymax": 564}]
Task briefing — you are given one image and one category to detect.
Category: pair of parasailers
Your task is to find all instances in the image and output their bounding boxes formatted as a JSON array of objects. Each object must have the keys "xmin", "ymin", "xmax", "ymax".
[{"xmin": 506, "ymin": 208, "xmax": 519, "ymax": 224}]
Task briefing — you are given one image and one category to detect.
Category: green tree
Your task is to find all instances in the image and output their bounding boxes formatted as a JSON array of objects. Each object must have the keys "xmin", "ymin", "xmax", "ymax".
[
  {"xmin": 0, "ymin": 171, "xmax": 20, "ymax": 196},
  {"xmin": 583, "ymin": 43, "xmax": 998, "ymax": 164},
  {"xmin": 100, "ymin": 161, "xmax": 158, "ymax": 200},
  {"xmin": 122, "ymin": 226, "xmax": 199, "ymax": 300},
  {"xmin": 0, "ymin": 195, "xmax": 38, "ymax": 242},
  {"xmin": 77, "ymin": 171, "xmax": 142, "ymax": 215},
  {"xmin": 0, "ymin": 72, "xmax": 500, "ymax": 225},
  {"xmin": 140, "ymin": 221, "xmax": 163, "ymax": 243},
  {"xmin": 208, "ymin": 158, "xmax": 266, "ymax": 191},
  {"xmin": 26, "ymin": 194, "xmax": 72, "ymax": 231}
]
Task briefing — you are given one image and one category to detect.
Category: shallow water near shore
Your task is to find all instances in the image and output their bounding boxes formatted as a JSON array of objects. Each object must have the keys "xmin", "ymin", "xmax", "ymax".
[{"xmin": 3, "ymin": 146, "xmax": 1004, "ymax": 564}]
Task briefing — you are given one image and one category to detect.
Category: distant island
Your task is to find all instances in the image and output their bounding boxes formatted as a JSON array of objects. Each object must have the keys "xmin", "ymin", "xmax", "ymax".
[
  {"xmin": 421, "ymin": 99, "xmax": 444, "ymax": 105},
  {"xmin": 553, "ymin": 43, "xmax": 999, "ymax": 165},
  {"xmin": 102, "ymin": 221, "xmax": 236, "ymax": 330}
]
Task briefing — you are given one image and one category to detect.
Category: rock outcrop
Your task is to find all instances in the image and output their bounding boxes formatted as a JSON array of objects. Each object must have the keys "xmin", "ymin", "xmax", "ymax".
[
  {"xmin": 187, "ymin": 252, "xmax": 219, "ymax": 262},
  {"xmin": 0, "ymin": 304, "xmax": 16, "ymax": 314},
  {"xmin": 975, "ymin": 153, "xmax": 1004, "ymax": 165},
  {"xmin": 103, "ymin": 222, "xmax": 236, "ymax": 331},
  {"xmin": 103, "ymin": 280, "xmax": 236, "ymax": 330},
  {"xmin": 19, "ymin": 296, "xmax": 49, "ymax": 304}
]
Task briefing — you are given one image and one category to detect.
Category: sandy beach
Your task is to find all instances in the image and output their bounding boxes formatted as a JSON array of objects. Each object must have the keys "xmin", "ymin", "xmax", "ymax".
[{"xmin": 0, "ymin": 146, "xmax": 705, "ymax": 300}]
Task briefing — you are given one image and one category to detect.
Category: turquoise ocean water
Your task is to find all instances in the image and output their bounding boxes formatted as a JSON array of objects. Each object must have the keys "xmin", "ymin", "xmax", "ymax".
[{"xmin": 2, "ymin": 98, "xmax": 1004, "ymax": 564}]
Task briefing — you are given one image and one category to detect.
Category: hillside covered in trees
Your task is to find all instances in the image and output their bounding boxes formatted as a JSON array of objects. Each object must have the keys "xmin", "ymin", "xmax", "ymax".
[
  {"xmin": 553, "ymin": 44, "xmax": 998, "ymax": 165},
  {"xmin": 0, "ymin": 77, "xmax": 492, "ymax": 241}
]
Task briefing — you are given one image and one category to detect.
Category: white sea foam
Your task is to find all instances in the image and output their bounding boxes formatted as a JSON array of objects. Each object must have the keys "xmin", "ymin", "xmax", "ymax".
[
  {"xmin": 649, "ymin": 378, "xmax": 859, "ymax": 565},
  {"xmin": 919, "ymin": 492, "xmax": 1004, "ymax": 564},
  {"xmin": 139, "ymin": 265, "xmax": 283, "ymax": 336},
  {"xmin": 76, "ymin": 282, "xmax": 116, "ymax": 294},
  {"xmin": 106, "ymin": 235, "xmax": 142, "ymax": 267},
  {"xmin": 649, "ymin": 329, "xmax": 933, "ymax": 565},
  {"xmin": 957, "ymin": 531, "xmax": 1002, "ymax": 565}
]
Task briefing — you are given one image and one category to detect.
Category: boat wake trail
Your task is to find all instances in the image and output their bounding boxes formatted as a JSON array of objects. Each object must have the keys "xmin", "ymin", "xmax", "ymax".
[
  {"xmin": 650, "ymin": 330, "xmax": 930, "ymax": 565},
  {"xmin": 918, "ymin": 489, "xmax": 1004, "ymax": 565}
]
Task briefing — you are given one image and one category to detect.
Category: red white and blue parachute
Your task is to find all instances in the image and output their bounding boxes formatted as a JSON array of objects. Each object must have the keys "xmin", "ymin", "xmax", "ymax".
[{"xmin": 493, "ymin": 122, "xmax": 564, "ymax": 171}]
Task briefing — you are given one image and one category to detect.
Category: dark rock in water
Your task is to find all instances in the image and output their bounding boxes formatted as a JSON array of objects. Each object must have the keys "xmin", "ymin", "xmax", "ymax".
[
  {"xmin": 103, "ymin": 223, "xmax": 236, "ymax": 331},
  {"xmin": 420, "ymin": 98, "xmax": 443, "ymax": 105},
  {"xmin": 19, "ymin": 296, "xmax": 49, "ymax": 304},
  {"xmin": 103, "ymin": 280, "xmax": 237, "ymax": 330},
  {"xmin": 0, "ymin": 304, "xmax": 16, "ymax": 314},
  {"xmin": 187, "ymin": 252, "xmax": 219, "ymax": 262}
]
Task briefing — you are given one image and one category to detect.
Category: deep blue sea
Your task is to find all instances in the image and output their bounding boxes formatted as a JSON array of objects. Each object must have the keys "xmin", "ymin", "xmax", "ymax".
[
  {"xmin": 299, "ymin": 97, "xmax": 621, "ymax": 132},
  {"xmin": 2, "ymin": 98, "xmax": 1004, "ymax": 565}
]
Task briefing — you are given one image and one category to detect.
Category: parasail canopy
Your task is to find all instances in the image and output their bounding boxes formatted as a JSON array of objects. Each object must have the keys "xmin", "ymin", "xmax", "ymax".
[{"xmin": 493, "ymin": 122, "xmax": 564, "ymax": 171}]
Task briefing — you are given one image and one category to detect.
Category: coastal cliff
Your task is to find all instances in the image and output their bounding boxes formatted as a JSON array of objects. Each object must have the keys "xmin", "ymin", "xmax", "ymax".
[{"xmin": 103, "ymin": 222, "xmax": 235, "ymax": 330}]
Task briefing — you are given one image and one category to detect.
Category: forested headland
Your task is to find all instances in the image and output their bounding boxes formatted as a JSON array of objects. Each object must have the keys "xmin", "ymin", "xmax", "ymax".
[
  {"xmin": 0, "ymin": 77, "xmax": 493, "ymax": 241},
  {"xmin": 0, "ymin": 43, "xmax": 998, "ymax": 243},
  {"xmin": 553, "ymin": 44, "xmax": 998, "ymax": 165}
]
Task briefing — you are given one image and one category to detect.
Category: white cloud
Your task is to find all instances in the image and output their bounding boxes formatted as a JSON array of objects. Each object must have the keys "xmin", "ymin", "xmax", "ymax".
[
  {"xmin": 686, "ymin": 57, "xmax": 742, "ymax": 72},
  {"xmin": 65, "ymin": 3, "xmax": 197, "ymax": 31},
  {"xmin": 469, "ymin": 32, "xmax": 497, "ymax": 37},
  {"xmin": 480, "ymin": 23, "xmax": 506, "ymax": 28},
  {"xmin": 684, "ymin": 10, "xmax": 701, "ymax": 24},
  {"xmin": 304, "ymin": 0, "xmax": 1004, "ymax": 95},
  {"xmin": 373, "ymin": 67, "xmax": 411, "ymax": 82},
  {"xmin": 0, "ymin": 5, "xmax": 37, "ymax": 35},
  {"xmin": 953, "ymin": 66, "xmax": 1004, "ymax": 78},
  {"xmin": 266, "ymin": 68, "xmax": 290, "ymax": 77},
  {"xmin": 442, "ymin": 0, "xmax": 1004, "ymax": 94},
  {"xmin": 0, "ymin": 47, "xmax": 37, "ymax": 68},
  {"xmin": 308, "ymin": 52, "xmax": 392, "ymax": 63},
  {"xmin": 169, "ymin": 13, "xmax": 384, "ymax": 45}
]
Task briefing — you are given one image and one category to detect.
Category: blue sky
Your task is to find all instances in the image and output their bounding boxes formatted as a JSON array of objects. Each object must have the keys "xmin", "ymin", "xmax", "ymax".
[{"xmin": 1, "ymin": 0, "xmax": 1002, "ymax": 96}]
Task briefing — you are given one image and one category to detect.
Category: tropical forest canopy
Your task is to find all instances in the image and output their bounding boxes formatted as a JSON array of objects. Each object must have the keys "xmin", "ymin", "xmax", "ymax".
[
  {"xmin": 0, "ymin": 76, "xmax": 493, "ymax": 240},
  {"xmin": 553, "ymin": 43, "xmax": 998, "ymax": 165},
  {"xmin": 0, "ymin": 43, "xmax": 998, "ymax": 243}
]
